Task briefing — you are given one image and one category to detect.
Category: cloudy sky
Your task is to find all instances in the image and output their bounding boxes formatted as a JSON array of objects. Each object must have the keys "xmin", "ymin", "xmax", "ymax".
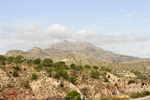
[{"xmin": 0, "ymin": 0, "xmax": 150, "ymax": 58}]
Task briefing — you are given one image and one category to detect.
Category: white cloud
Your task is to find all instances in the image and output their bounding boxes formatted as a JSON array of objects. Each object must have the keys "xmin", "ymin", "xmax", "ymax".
[
  {"xmin": 125, "ymin": 12, "xmax": 135, "ymax": 17},
  {"xmin": 116, "ymin": 12, "xmax": 135, "ymax": 18},
  {"xmin": 0, "ymin": 23, "xmax": 150, "ymax": 58}
]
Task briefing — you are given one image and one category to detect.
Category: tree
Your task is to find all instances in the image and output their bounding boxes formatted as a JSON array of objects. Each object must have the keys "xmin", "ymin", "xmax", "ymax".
[
  {"xmin": 33, "ymin": 58, "xmax": 41, "ymax": 65},
  {"xmin": 23, "ymin": 80, "xmax": 30, "ymax": 88},
  {"xmin": 0, "ymin": 55, "xmax": 6, "ymax": 65},
  {"xmin": 13, "ymin": 69, "xmax": 18, "ymax": 77},
  {"xmin": 69, "ymin": 76, "xmax": 77, "ymax": 84},
  {"xmin": 64, "ymin": 90, "xmax": 80, "ymax": 100},
  {"xmin": 32, "ymin": 73, "xmax": 37, "ymax": 79},
  {"xmin": 93, "ymin": 66, "xmax": 98, "ymax": 70},
  {"xmin": 15, "ymin": 55, "xmax": 24, "ymax": 64},
  {"xmin": 84, "ymin": 65, "xmax": 91, "ymax": 69},
  {"xmin": 27, "ymin": 59, "xmax": 33, "ymax": 65},
  {"xmin": 90, "ymin": 70, "xmax": 100, "ymax": 78},
  {"xmin": 70, "ymin": 63, "xmax": 76, "ymax": 69},
  {"xmin": 7, "ymin": 56, "xmax": 14, "ymax": 64},
  {"xmin": 42, "ymin": 58, "xmax": 53, "ymax": 67}
]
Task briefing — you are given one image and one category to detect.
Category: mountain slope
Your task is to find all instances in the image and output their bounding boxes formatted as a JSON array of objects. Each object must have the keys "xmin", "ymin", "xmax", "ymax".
[{"xmin": 5, "ymin": 40, "xmax": 138, "ymax": 65}]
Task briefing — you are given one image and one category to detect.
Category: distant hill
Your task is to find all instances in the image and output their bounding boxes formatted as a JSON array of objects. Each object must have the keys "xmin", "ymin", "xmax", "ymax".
[{"xmin": 5, "ymin": 40, "xmax": 138, "ymax": 65}]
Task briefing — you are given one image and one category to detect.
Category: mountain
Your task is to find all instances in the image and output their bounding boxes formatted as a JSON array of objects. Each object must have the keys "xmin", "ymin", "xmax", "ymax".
[{"xmin": 5, "ymin": 40, "xmax": 138, "ymax": 65}]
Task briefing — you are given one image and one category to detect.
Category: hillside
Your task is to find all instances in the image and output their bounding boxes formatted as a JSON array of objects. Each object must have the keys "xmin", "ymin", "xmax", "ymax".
[
  {"xmin": 1, "ymin": 55, "xmax": 150, "ymax": 100},
  {"xmin": 5, "ymin": 40, "xmax": 138, "ymax": 66}
]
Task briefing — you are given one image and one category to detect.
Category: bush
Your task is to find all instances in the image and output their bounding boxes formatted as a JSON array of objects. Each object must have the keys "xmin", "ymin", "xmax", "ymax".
[
  {"xmin": 7, "ymin": 56, "xmax": 14, "ymax": 64},
  {"xmin": 100, "ymin": 66, "xmax": 112, "ymax": 72},
  {"xmin": 47, "ymin": 68, "xmax": 54, "ymax": 73},
  {"xmin": 73, "ymin": 95, "xmax": 85, "ymax": 100},
  {"xmin": 27, "ymin": 59, "xmax": 33, "ymax": 65},
  {"xmin": 130, "ymin": 90, "xmax": 150, "ymax": 98},
  {"xmin": 84, "ymin": 65, "xmax": 91, "ymax": 69},
  {"xmin": 93, "ymin": 66, "xmax": 98, "ymax": 70},
  {"xmin": 0, "ymin": 55, "xmax": 6, "ymax": 65},
  {"xmin": 13, "ymin": 65, "xmax": 20, "ymax": 71},
  {"xmin": 128, "ymin": 80, "xmax": 135, "ymax": 85},
  {"xmin": 64, "ymin": 90, "xmax": 80, "ymax": 100},
  {"xmin": 69, "ymin": 76, "xmax": 77, "ymax": 84},
  {"xmin": 104, "ymin": 77, "xmax": 109, "ymax": 82},
  {"xmin": 62, "ymin": 71, "xmax": 69, "ymax": 80},
  {"xmin": 33, "ymin": 58, "xmax": 41, "ymax": 65},
  {"xmin": 42, "ymin": 58, "xmax": 53, "ymax": 67},
  {"xmin": 108, "ymin": 75, "xmax": 110, "ymax": 78},
  {"xmin": 34, "ymin": 65, "xmax": 42, "ymax": 71},
  {"xmin": 32, "ymin": 73, "xmax": 37, "ymax": 79},
  {"xmin": 15, "ymin": 55, "xmax": 24, "ymax": 64},
  {"xmin": 70, "ymin": 64, "xmax": 76, "ymax": 69},
  {"xmin": 23, "ymin": 80, "xmax": 30, "ymax": 88},
  {"xmin": 90, "ymin": 70, "xmax": 100, "ymax": 78},
  {"xmin": 13, "ymin": 69, "xmax": 18, "ymax": 77}
]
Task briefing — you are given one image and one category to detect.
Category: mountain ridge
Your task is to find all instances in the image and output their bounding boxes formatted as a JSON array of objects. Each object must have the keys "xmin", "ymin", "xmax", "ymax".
[{"xmin": 5, "ymin": 40, "xmax": 139, "ymax": 65}]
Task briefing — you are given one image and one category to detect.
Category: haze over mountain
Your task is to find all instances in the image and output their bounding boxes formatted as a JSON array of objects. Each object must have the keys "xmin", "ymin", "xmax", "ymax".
[{"xmin": 5, "ymin": 40, "xmax": 138, "ymax": 65}]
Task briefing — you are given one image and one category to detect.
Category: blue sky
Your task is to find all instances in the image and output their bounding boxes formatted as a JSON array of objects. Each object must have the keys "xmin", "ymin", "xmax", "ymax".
[{"xmin": 0, "ymin": 0, "xmax": 150, "ymax": 58}]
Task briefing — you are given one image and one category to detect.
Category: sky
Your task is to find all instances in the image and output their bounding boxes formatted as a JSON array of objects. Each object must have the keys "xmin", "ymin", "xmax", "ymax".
[{"xmin": 0, "ymin": 0, "xmax": 150, "ymax": 58}]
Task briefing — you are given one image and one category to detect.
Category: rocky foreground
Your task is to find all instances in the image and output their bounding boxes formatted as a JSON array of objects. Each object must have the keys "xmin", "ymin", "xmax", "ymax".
[{"xmin": 0, "ymin": 55, "xmax": 150, "ymax": 100}]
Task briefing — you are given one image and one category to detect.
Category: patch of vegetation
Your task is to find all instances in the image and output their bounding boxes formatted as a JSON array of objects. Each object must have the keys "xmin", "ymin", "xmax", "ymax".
[
  {"xmin": 100, "ymin": 66, "xmax": 112, "ymax": 72},
  {"xmin": 42, "ymin": 58, "xmax": 53, "ymax": 67},
  {"xmin": 12, "ymin": 69, "xmax": 19, "ymax": 77},
  {"xmin": 93, "ymin": 66, "xmax": 98, "ymax": 70},
  {"xmin": 27, "ymin": 59, "xmax": 33, "ymax": 65},
  {"xmin": 130, "ymin": 90, "xmax": 150, "ymax": 98},
  {"xmin": 32, "ymin": 73, "xmax": 37, "ymax": 79},
  {"xmin": 90, "ymin": 70, "xmax": 100, "ymax": 78},
  {"xmin": 0, "ymin": 55, "xmax": 6, "ymax": 65},
  {"xmin": 14, "ymin": 55, "xmax": 24, "ymax": 64},
  {"xmin": 104, "ymin": 77, "xmax": 109, "ymax": 82},
  {"xmin": 34, "ymin": 64, "xmax": 42, "ymax": 71},
  {"xmin": 84, "ymin": 65, "xmax": 91, "ymax": 69},
  {"xmin": 33, "ymin": 58, "xmax": 41, "ymax": 65},
  {"xmin": 70, "ymin": 63, "xmax": 76, "ymax": 69},
  {"xmin": 69, "ymin": 76, "xmax": 77, "ymax": 84},
  {"xmin": 128, "ymin": 80, "xmax": 135, "ymax": 85},
  {"xmin": 131, "ymin": 70, "xmax": 147, "ymax": 80},
  {"xmin": 64, "ymin": 90, "xmax": 84, "ymax": 100},
  {"xmin": 7, "ymin": 56, "xmax": 14, "ymax": 64},
  {"xmin": 23, "ymin": 80, "xmax": 30, "ymax": 88}
]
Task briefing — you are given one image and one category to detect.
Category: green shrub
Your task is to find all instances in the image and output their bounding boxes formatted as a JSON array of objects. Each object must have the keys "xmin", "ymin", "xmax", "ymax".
[
  {"xmin": 64, "ymin": 90, "xmax": 80, "ymax": 100},
  {"xmin": 100, "ymin": 66, "xmax": 112, "ymax": 72},
  {"xmin": 33, "ymin": 58, "xmax": 41, "ymax": 65},
  {"xmin": 73, "ymin": 95, "xmax": 85, "ymax": 100},
  {"xmin": 104, "ymin": 77, "xmax": 109, "ymax": 82},
  {"xmin": 14, "ymin": 55, "xmax": 24, "ymax": 64},
  {"xmin": 108, "ymin": 75, "xmax": 110, "ymax": 78},
  {"xmin": 13, "ymin": 69, "xmax": 18, "ymax": 77},
  {"xmin": 84, "ymin": 65, "xmax": 91, "ymax": 69},
  {"xmin": 47, "ymin": 68, "xmax": 54, "ymax": 73},
  {"xmin": 0, "ymin": 55, "xmax": 6, "ymax": 65},
  {"xmin": 23, "ymin": 80, "xmax": 30, "ymax": 88},
  {"xmin": 62, "ymin": 71, "xmax": 69, "ymax": 80},
  {"xmin": 14, "ymin": 65, "xmax": 20, "ymax": 71},
  {"xmin": 90, "ymin": 70, "xmax": 100, "ymax": 78},
  {"xmin": 32, "ymin": 73, "xmax": 37, "ymax": 79},
  {"xmin": 93, "ymin": 66, "xmax": 98, "ymax": 70},
  {"xmin": 70, "ymin": 64, "xmax": 76, "ymax": 69},
  {"xmin": 69, "ymin": 76, "xmax": 77, "ymax": 84},
  {"xmin": 42, "ymin": 58, "xmax": 53, "ymax": 67},
  {"xmin": 27, "ymin": 59, "xmax": 33, "ymax": 65},
  {"xmin": 128, "ymin": 80, "xmax": 135, "ymax": 85},
  {"xmin": 34, "ymin": 65, "xmax": 42, "ymax": 71},
  {"xmin": 7, "ymin": 56, "xmax": 14, "ymax": 64}
]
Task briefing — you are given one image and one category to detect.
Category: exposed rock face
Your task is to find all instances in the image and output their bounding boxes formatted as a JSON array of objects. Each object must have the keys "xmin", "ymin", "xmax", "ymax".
[{"xmin": 5, "ymin": 40, "xmax": 138, "ymax": 65}]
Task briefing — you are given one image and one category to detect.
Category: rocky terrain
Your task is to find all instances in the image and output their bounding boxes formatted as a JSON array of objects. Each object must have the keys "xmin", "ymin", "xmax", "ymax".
[
  {"xmin": 1, "ymin": 40, "xmax": 150, "ymax": 100},
  {"xmin": 5, "ymin": 40, "xmax": 138, "ymax": 65}
]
